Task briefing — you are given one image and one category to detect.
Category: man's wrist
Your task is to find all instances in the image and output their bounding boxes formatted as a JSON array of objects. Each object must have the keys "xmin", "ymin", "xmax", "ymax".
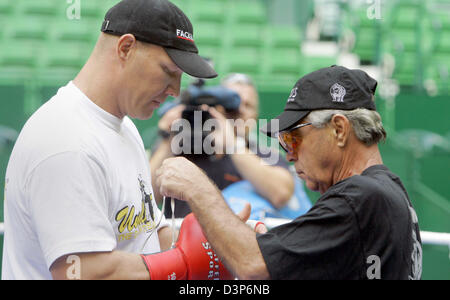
[
  {"xmin": 141, "ymin": 249, "xmax": 187, "ymax": 280},
  {"xmin": 186, "ymin": 178, "xmax": 220, "ymax": 205}
]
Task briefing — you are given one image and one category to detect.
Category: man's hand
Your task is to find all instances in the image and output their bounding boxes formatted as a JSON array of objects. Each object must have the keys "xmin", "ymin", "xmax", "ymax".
[
  {"xmin": 206, "ymin": 106, "xmax": 242, "ymax": 155},
  {"xmin": 155, "ymin": 157, "xmax": 217, "ymax": 202},
  {"xmin": 157, "ymin": 104, "xmax": 186, "ymax": 134},
  {"xmin": 156, "ymin": 159, "xmax": 269, "ymax": 235},
  {"xmin": 236, "ymin": 202, "xmax": 268, "ymax": 234},
  {"xmin": 155, "ymin": 158, "xmax": 271, "ymax": 280}
]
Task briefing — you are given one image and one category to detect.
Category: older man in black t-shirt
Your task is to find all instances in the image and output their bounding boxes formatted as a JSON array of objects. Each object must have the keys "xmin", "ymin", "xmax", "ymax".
[{"xmin": 155, "ymin": 66, "xmax": 422, "ymax": 280}]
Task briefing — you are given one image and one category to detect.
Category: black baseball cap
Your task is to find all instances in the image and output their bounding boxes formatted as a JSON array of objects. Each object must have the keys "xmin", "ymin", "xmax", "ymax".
[
  {"xmin": 261, "ymin": 65, "xmax": 378, "ymax": 137},
  {"xmin": 101, "ymin": 0, "xmax": 217, "ymax": 79}
]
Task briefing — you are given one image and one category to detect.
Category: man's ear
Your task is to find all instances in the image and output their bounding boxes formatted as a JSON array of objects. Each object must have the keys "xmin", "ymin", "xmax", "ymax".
[
  {"xmin": 330, "ymin": 114, "xmax": 350, "ymax": 147},
  {"xmin": 117, "ymin": 34, "xmax": 137, "ymax": 61}
]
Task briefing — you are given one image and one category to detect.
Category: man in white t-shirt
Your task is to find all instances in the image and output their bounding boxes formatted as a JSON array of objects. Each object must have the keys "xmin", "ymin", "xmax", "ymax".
[{"xmin": 2, "ymin": 0, "xmax": 232, "ymax": 280}]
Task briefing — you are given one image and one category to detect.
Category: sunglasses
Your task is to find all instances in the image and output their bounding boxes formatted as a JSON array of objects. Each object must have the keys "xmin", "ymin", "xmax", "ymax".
[{"xmin": 277, "ymin": 122, "xmax": 312, "ymax": 155}]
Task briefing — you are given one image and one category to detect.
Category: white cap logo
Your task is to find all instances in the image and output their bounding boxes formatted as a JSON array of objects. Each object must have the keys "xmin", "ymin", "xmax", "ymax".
[
  {"xmin": 287, "ymin": 87, "xmax": 298, "ymax": 103},
  {"xmin": 176, "ymin": 29, "xmax": 194, "ymax": 42},
  {"xmin": 330, "ymin": 83, "xmax": 346, "ymax": 102}
]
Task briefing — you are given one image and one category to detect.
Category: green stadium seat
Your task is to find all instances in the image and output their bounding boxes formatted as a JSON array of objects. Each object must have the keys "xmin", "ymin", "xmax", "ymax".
[
  {"xmin": 232, "ymin": 24, "xmax": 264, "ymax": 48},
  {"xmin": 346, "ymin": 5, "xmax": 383, "ymax": 64},
  {"xmin": 191, "ymin": 0, "xmax": 227, "ymax": 24},
  {"xmin": 17, "ymin": 0, "xmax": 62, "ymax": 17},
  {"xmin": 354, "ymin": 8, "xmax": 376, "ymax": 28},
  {"xmin": 99, "ymin": 0, "xmax": 122, "ymax": 17},
  {"xmin": 424, "ymin": 69, "xmax": 449, "ymax": 96},
  {"xmin": 267, "ymin": 25, "xmax": 302, "ymax": 50},
  {"xmin": 267, "ymin": 49, "xmax": 302, "ymax": 76},
  {"xmin": 103, "ymin": 0, "xmax": 121, "ymax": 10},
  {"xmin": 43, "ymin": 44, "xmax": 90, "ymax": 69},
  {"xmin": 4, "ymin": 17, "xmax": 49, "ymax": 42},
  {"xmin": 390, "ymin": 4, "xmax": 421, "ymax": 29},
  {"xmin": 170, "ymin": 0, "xmax": 191, "ymax": 14},
  {"xmin": 432, "ymin": 54, "xmax": 450, "ymax": 69},
  {"xmin": 0, "ymin": 42, "xmax": 38, "ymax": 68},
  {"xmin": 232, "ymin": 1, "xmax": 267, "ymax": 25},
  {"xmin": 389, "ymin": 29, "xmax": 417, "ymax": 52},
  {"xmin": 194, "ymin": 22, "xmax": 224, "ymax": 47},
  {"xmin": 50, "ymin": 20, "xmax": 99, "ymax": 46},
  {"xmin": 197, "ymin": 45, "xmax": 222, "ymax": 61},
  {"xmin": 0, "ymin": 0, "xmax": 13, "ymax": 16},
  {"xmin": 300, "ymin": 55, "xmax": 337, "ymax": 75},
  {"xmin": 0, "ymin": 42, "xmax": 39, "ymax": 80},
  {"xmin": 430, "ymin": 11, "xmax": 450, "ymax": 30},
  {"xmin": 227, "ymin": 48, "xmax": 262, "ymax": 76},
  {"xmin": 352, "ymin": 27, "xmax": 379, "ymax": 64},
  {"xmin": 431, "ymin": 30, "xmax": 450, "ymax": 54},
  {"xmin": 392, "ymin": 52, "xmax": 419, "ymax": 86},
  {"xmin": 78, "ymin": 1, "xmax": 105, "ymax": 20},
  {"xmin": 38, "ymin": 44, "xmax": 90, "ymax": 81},
  {"xmin": 194, "ymin": 44, "xmax": 224, "ymax": 76},
  {"xmin": 424, "ymin": 55, "xmax": 450, "ymax": 95}
]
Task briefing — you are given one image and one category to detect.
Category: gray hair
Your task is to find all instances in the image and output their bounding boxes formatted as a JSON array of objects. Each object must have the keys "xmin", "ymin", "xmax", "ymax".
[
  {"xmin": 305, "ymin": 108, "xmax": 387, "ymax": 146},
  {"xmin": 221, "ymin": 73, "xmax": 256, "ymax": 88}
]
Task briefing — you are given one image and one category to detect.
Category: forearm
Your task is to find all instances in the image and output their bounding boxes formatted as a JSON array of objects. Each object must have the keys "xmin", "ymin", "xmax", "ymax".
[
  {"xmin": 51, "ymin": 251, "xmax": 149, "ymax": 280},
  {"xmin": 231, "ymin": 152, "xmax": 294, "ymax": 208},
  {"xmin": 154, "ymin": 157, "xmax": 269, "ymax": 279},
  {"xmin": 187, "ymin": 185, "xmax": 270, "ymax": 280},
  {"xmin": 158, "ymin": 225, "xmax": 178, "ymax": 251}
]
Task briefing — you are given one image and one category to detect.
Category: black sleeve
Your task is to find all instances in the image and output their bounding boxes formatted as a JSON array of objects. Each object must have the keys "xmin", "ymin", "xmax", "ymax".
[{"xmin": 256, "ymin": 196, "xmax": 364, "ymax": 280}]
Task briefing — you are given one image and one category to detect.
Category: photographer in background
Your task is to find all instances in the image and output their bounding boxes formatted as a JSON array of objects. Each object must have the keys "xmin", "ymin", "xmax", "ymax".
[{"xmin": 150, "ymin": 74, "xmax": 298, "ymax": 218}]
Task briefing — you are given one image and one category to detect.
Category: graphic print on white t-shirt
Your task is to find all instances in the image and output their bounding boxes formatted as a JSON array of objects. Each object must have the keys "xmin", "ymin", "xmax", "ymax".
[{"xmin": 114, "ymin": 174, "xmax": 161, "ymax": 244}]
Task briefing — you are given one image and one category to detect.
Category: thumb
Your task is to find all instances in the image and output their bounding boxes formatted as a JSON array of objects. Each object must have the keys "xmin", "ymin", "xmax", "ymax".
[
  {"xmin": 236, "ymin": 202, "xmax": 251, "ymax": 223},
  {"xmin": 255, "ymin": 223, "xmax": 268, "ymax": 234}
]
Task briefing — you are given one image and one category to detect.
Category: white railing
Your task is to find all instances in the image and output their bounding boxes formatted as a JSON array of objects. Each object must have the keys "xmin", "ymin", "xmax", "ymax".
[
  {"xmin": 1, "ymin": 219, "xmax": 450, "ymax": 247},
  {"xmin": 420, "ymin": 231, "xmax": 450, "ymax": 246},
  {"xmin": 261, "ymin": 218, "xmax": 450, "ymax": 247}
]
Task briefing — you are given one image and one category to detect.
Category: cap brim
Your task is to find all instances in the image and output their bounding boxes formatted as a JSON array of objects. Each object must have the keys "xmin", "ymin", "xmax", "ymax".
[
  {"xmin": 164, "ymin": 48, "xmax": 218, "ymax": 79},
  {"xmin": 260, "ymin": 110, "xmax": 310, "ymax": 137}
]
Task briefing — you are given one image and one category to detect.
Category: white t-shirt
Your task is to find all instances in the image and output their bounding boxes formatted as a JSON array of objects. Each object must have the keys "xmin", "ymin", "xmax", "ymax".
[{"xmin": 2, "ymin": 81, "xmax": 168, "ymax": 279}]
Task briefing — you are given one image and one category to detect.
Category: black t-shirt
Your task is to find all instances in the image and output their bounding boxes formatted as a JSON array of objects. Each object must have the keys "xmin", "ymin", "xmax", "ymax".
[
  {"xmin": 256, "ymin": 165, "xmax": 422, "ymax": 280},
  {"xmin": 164, "ymin": 142, "xmax": 290, "ymax": 218}
]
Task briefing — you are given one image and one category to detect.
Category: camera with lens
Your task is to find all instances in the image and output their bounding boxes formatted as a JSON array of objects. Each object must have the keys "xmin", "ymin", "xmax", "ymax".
[{"xmin": 175, "ymin": 79, "xmax": 241, "ymax": 157}]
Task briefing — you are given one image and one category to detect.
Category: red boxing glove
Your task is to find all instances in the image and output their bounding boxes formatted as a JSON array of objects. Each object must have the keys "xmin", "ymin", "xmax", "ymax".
[{"xmin": 141, "ymin": 213, "xmax": 234, "ymax": 280}]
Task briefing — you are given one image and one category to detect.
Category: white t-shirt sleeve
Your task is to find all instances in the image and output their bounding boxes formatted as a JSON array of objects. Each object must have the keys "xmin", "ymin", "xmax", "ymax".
[{"xmin": 27, "ymin": 151, "xmax": 117, "ymax": 269}]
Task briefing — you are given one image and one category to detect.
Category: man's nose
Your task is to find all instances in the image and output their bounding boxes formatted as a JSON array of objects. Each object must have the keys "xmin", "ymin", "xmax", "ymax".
[
  {"xmin": 166, "ymin": 87, "xmax": 179, "ymax": 98},
  {"xmin": 167, "ymin": 73, "xmax": 182, "ymax": 98},
  {"xmin": 286, "ymin": 151, "xmax": 297, "ymax": 162},
  {"xmin": 167, "ymin": 84, "xmax": 180, "ymax": 98}
]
